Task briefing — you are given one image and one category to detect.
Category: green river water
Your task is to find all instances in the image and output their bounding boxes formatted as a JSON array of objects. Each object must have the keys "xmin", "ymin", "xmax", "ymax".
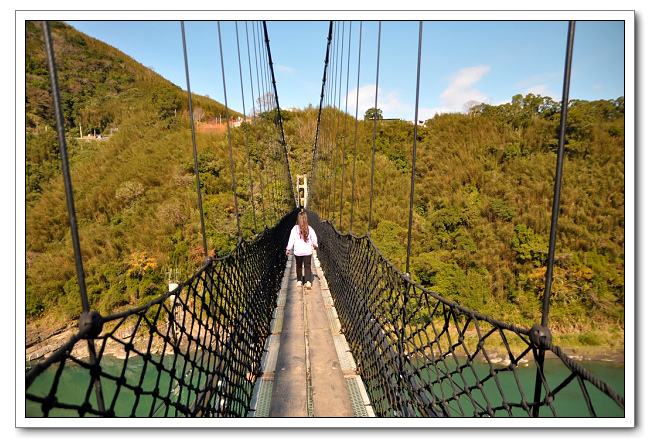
[{"xmin": 25, "ymin": 354, "xmax": 625, "ymax": 418}]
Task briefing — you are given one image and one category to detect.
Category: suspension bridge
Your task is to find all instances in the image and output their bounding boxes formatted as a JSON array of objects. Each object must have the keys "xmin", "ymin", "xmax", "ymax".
[{"xmin": 24, "ymin": 20, "xmax": 625, "ymax": 420}]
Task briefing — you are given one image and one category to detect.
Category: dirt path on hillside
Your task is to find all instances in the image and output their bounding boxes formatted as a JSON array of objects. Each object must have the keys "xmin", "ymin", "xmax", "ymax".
[{"xmin": 194, "ymin": 122, "xmax": 228, "ymax": 134}]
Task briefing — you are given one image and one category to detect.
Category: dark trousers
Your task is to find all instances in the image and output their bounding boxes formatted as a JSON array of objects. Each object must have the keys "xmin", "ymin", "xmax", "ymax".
[{"xmin": 295, "ymin": 255, "xmax": 312, "ymax": 283}]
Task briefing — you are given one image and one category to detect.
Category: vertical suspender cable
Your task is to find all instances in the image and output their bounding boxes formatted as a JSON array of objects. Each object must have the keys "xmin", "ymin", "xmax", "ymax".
[
  {"xmin": 309, "ymin": 21, "xmax": 334, "ymax": 211},
  {"xmin": 255, "ymin": 22, "xmax": 275, "ymax": 223},
  {"xmin": 328, "ymin": 22, "xmax": 339, "ymax": 221},
  {"xmin": 340, "ymin": 20, "xmax": 352, "ymax": 230},
  {"xmin": 533, "ymin": 20, "xmax": 575, "ymax": 417},
  {"xmin": 41, "ymin": 20, "xmax": 106, "ymax": 413},
  {"xmin": 542, "ymin": 20, "xmax": 575, "ymax": 327},
  {"xmin": 405, "ymin": 21, "xmax": 423, "ymax": 276},
  {"xmin": 328, "ymin": 21, "xmax": 341, "ymax": 221},
  {"xmin": 254, "ymin": 21, "xmax": 273, "ymax": 222},
  {"xmin": 181, "ymin": 21, "xmax": 208, "ymax": 257},
  {"xmin": 260, "ymin": 23, "xmax": 278, "ymax": 220},
  {"xmin": 334, "ymin": 21, "xmax": 345, "ymax": 227},
  {"xmin": 367, "ymin": 21, "xmax": 382, "ymax": 236},
  {"xmin": 235, "ymin": 21, "xmax": 257, "ymax": 234},
  {"xmin": 246, "ymin": 21, "xmax": 267, "ymax": 228},
  {"xmin": 262, "ymin": 21, "xmax": 296, "ymax": 209},
  {"xmin": 42, "ymin": 22, "xmax": 89, "ymax": 317},
  {"xmin": 349, "ymin": 21, "xmax": 363, "ymax": 234},
  {"xmin": 250, "ymin": 22, "xmax": 268, "ymax": 227},
  {"xmin": 218, "ymin": 21, "xmax": 242, "ymax": 240}
]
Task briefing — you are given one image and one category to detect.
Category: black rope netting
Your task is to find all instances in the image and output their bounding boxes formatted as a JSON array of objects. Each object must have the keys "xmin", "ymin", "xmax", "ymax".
[
  {"xmin": 25, "ymin": 20, "xmax": 297, "ymax": 418},
  {"xmin": 25, "ymin": 20, "xmax": 625, "ymax": 420},
  {"xmin": 308, "ymin": 210, "xmax": 624, "ymax": 417},
  {"xmin": 306, "ymin": 20, "xmax": 624, "ymax": 418},
  {"xmin": 26, "ymin": 210, "xmax": 298, "ymax": 417}
]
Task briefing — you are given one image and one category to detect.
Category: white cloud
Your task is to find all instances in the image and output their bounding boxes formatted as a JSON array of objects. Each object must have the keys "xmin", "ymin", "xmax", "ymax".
[
  {"xmin": 416, "ymin": 107, "xmax": 453, "ymax": 121},
  {"xmin": 523, "ymin": 84, "xmax": 559, "ymax": 100},
  {"xmin": 516, "ymin": 73, "xmax": 555, "ymax": 89},
  {"xmin": 345, "ymin": 84, "xmax": 410, "ymax": 119},
  {"xmin": 516, "ymin": 74, "xmax": 560, "ymax": 101},
  {"xmin": 439, "ymin": 65, "xmax": 491, "ymax": 111}
]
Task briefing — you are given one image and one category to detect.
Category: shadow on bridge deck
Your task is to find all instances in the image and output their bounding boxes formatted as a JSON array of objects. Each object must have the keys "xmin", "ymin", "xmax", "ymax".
[{"xmin": 249, "ymin": 252, "xmax": 374, "ymax": 418}]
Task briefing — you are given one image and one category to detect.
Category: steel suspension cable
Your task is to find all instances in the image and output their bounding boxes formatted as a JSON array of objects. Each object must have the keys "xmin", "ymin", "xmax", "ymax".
[
  {"xmin": 217, "ymin": 21, "xmax": 242, "ymax": 240},
  {"xmin": 262, "ymin": 21, "xmax": 296, "ymax": 208},
  {"xmin": 327, "ymin": 22, "xmax": 337, "ymax": 220},
  {"xmin": 405, "ymin": 21, "xmax": 423, "ymax": 276},
  {"xmin": 333, "ymin": 21, "xmax": 345, "ymax": 225},
  {"xmin": 533, "ymin": 20, "xmax": 575, "ymax": 417},
  {"xmin": 263, "ymin": 22, "xmax": 283, "ymax": 221},
  {"xmin": 181, "ymin": 21, "xmax": 208, "ymax": 257},
  {"xmin": 257, "ymin": 22, "xmax": 276, "ymax": 222},
  {"xmin": 245, "ymin": 21, "xmax": 267, "ymax": 228},
  {"xmin": 41, "ymin": 20, "xmax": 106, "ymax": 413},
  {"xmin": 261, "ymin": 44, "xmax": 279, "ymax": 222},
  {"xmin": 235, "ymin": 21, "xmax": 257, "ymax": 234},
  {"xmin": 367, "ymin": 21, "xmax": 382, "ymax": 236},
  {"xmin": 542, "ymin": 21, "xmax": 575, "ymax": 327},
  {"xmin": 349, "ymin": 21, "xmax": 363, "ymax": 234},
  {"xmin": 309, "ymin": 21, "xmax": 334, "ymax": 211},
  {"xmin": 340, "ymin": 20, "xmax": 352, "ymax": 230},
  {"xmin": 327, "ymin": 22, "xmax": 339, "ymax": 220}
]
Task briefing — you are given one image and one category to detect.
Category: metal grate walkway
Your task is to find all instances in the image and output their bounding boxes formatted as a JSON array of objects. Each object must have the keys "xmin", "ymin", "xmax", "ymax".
[{"xmin": 249, "ymin": 252, "xmax": 374, "ymax": 418}]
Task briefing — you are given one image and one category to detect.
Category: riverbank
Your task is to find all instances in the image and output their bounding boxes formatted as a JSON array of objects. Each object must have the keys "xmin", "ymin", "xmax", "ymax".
[{"xmin": 24, "ymin": 317, "xmax": 625, "ymax": 366}]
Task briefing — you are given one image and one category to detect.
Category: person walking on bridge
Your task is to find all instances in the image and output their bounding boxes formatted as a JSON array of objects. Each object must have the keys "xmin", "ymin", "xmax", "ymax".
[{"xmin": 285, "ymin": 211, "xmax": 318, "ymax": 289}]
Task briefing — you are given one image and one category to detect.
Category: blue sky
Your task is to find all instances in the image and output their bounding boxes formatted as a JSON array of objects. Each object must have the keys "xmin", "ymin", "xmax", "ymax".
[{"xmin": 61, "ymin": 12, "xmax": 629, "ymax": 121}]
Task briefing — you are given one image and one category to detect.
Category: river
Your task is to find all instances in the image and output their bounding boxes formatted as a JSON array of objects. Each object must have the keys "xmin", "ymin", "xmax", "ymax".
[{"xmin": 25, "ymin": 354, "xmax": 624, "ymax": 418}]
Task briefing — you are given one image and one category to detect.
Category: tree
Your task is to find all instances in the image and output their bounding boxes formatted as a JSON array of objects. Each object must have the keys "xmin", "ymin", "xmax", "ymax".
[
  {"xmin": 364, "ymin": 107, "xmax": 383, "ymax": 120},
  {"xmin": 152, "ymin": 86, "xmax": 181, "ymax": 120}
]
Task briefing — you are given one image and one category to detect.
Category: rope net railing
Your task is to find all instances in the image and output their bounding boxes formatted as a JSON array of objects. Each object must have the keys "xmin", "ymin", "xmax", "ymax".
[
  {"xmin": 25, "ymin": 20, "xmax": 297, "ymax": 418},
  {"xmin": 308, "ymin": 209, "xmax": 624, "ymax": 417},
  {"xmin": 26, "ymin": 209, "xmax": 298, "ymax": 417},
  {"xmin": 306, "ymin": 20, "xmax": 624, "ymax": 418}
]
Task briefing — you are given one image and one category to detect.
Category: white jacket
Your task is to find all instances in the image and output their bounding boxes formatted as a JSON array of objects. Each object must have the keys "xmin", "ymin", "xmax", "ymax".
[{"xmin": 286, "ymin": 225, "xmax": 318, "ymax": 256}]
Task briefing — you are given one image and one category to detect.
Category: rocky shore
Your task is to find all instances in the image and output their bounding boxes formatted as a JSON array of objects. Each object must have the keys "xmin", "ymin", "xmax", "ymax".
[
  {"xmin": 25, "ymin": 320, "xmax": 625, "ymax": 368},
  {"xmin": 25, "ymin": 321, "xmax": 172, "ymax": 366}
]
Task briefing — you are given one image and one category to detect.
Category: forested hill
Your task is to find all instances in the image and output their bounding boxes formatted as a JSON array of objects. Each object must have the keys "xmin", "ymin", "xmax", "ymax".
[
  {"xmin": 25, "ymin": 21, "xmax": 625, "ymax": 350},
  {"xmin": 25, "ymin": 20, "xmax": 250, "ymax": 320}
]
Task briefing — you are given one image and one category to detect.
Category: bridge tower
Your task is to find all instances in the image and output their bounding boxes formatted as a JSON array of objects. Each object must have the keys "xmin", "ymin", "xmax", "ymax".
[{"xmin": 296, "ymin": 174, "xmax": 308, "ymax": 210}]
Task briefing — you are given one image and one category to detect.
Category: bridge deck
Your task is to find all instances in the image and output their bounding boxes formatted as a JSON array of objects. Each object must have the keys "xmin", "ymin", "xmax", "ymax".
[{"xmin": 249, "ymin": 252, "xmax": 374, "ymax": 418}]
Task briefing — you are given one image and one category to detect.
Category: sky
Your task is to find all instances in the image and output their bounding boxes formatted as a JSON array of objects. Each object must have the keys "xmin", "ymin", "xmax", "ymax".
[
  {"xmin": 6, "ymin": 3, "xmax": 647, "ymax": 441},
  {"xmin": 54, "ymin": 11, "xmax": 630, "ymax": 122}
]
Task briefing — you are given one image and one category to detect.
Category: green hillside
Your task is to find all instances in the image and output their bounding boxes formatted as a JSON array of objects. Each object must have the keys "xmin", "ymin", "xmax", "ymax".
[
  {"xmin": 309, "ymin": 96, "xmax": 625, "ymax": 342},
  {"xmin": 25, "ymin": 21, "xmax": 279, "ymax": 320},
  {"xmin": 24, "ymin": 21, "xmax": 625, "ymax": 353}
]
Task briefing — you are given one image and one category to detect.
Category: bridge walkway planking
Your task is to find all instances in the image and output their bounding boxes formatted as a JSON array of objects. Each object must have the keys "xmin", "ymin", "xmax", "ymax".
[{"xmin": 249, "ymin": 251, "xmax": 374, "ymax": 418}]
